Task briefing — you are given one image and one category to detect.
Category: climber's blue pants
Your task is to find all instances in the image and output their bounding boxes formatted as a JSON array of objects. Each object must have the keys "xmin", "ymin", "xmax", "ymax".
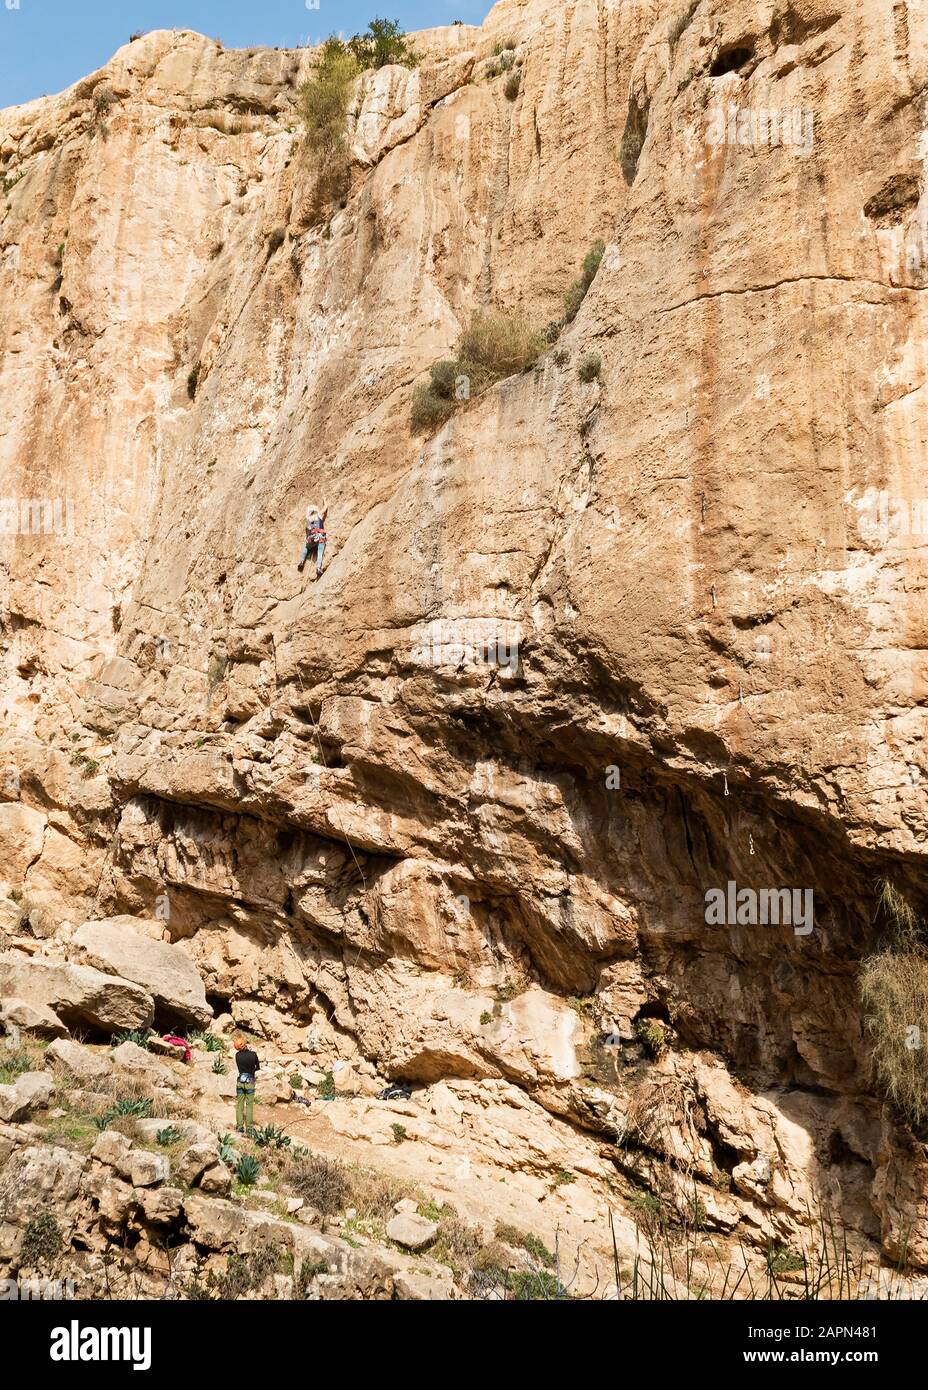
[{"xmin": 300, "ymin": 540, "xmax": 325, "ymax": 571}]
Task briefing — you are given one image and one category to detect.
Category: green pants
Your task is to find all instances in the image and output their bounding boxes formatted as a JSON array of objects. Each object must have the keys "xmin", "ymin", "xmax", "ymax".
[{"xmin": 235, "ymin": 1081, "xmax": 255, "ymax": 1129}]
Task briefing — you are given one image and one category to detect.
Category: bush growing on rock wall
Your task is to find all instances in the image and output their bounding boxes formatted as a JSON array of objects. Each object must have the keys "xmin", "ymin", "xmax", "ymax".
[
  {"xmin": 860, "ymin": 950, "xmax": 928, "ymax": 1126},
  {"xmin": 411, "ymin": 311, "xmax": 543, "ymax": 433},
  {"xmin": 457, "ymin": 310, "xmax": 543, "ymax": 380},
  {"xmin": 298, "ymin": 38, "xmax": 359, "ymax": 220},
  {"xmin": 577, "ymin": 350, "xmax": 602, "ymax": 382},
  {"xmin": 20, "ymin": 1212, "xmax": 63, "ymax": 1269},
  {"xmin": 563, "ymin": 239, "xmax": 606, "ymax": 323},
  {"xmin": 858, "ymin": 878, "xmax": 928, "ymax": 1127},
  {"xmin": 347, "ymin": 18, "xmax": 418, "ymax": 70}
]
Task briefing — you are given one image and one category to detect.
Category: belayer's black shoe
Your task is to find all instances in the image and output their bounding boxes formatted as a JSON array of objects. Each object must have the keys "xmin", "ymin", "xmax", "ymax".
[{"xmin": 297, "ymin": 560, "xmax": 305, "ymax": 573}]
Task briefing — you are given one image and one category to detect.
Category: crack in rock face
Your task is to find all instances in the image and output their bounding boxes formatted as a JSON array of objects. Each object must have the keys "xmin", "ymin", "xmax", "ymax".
[{"xmin": 2, "ymin": 0, "xmax": 928, "ymax": 1294}]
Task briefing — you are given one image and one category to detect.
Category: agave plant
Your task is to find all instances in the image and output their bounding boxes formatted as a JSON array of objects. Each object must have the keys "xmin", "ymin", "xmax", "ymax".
[
  {"xmin": 216, "ymin": 1133, "xmax": 237, "ymax": 1165},
  {"xmin": 111, "ymin": 1028, "xmax": 152, "ymax": 1050},
  {"xmin": 188, "ymin": 1030, "xmax": 227, "ymax": 1054},
  {"xmin": 234, "ymin": 1153, "xmax": 261, "ymax": 1186},
  {"xmin": 94, "ymin": 1097, "xmax": 153, "ymax": 1130},
  {"xmin": 252, "ymin": 1124, "xmax": 290, "ymax": 1150}
]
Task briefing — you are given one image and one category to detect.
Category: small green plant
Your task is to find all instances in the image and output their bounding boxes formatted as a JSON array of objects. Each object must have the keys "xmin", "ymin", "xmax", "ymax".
[
  {"xmin": 212, "ymin": 1056, "xmax": 227, "ymax": 1075},
  {"xmin": 111, "ymin": 604, "xmax": 122, "ymax": 632},
  {"xmin": 553, "ymin": 1168, "xmax": 575, "ymax": 1187},
  {"xmin": 112, "ymin": 1028, "xmax": 152, "ymax": 1049},
  {"xmin": 390, "ymin": 1122, "xmax": 407, "ymax": 1144},
  {"xmin": 2, "ymin": 171, "xmax": 24, "ymax": 195},
  {"xmin": 188, "ymin": 1030, "xmax": 227, "ymax": 1053},
  {"xmin": 553, "ymin": 347, "xmax": 569, "ymax": 366},
  {"xmin": 94, "ymin": 1097, "xmax": 153, "ymax": 1130},
  {"xmin": 253, "ymin": 1123, "xmax": 291, "ymax": 1150},
  {"xmin": 634, "ymin": 1017, "xmax": 667, "ymax": 1058},
  {"xmin": 566, "ymin": 995, "xmax": 592, "ymax": 1016},
  {"xmin": 187, "ymin": 362, "xmax": 200, "ymax": 399},
  {"xmin": 217, "ymin": 1132, "xmax": 237, "ymax": 1165},
  {"xmin": 495, "ymin": 980, "xmax": 518, "ymax": 1002},
  {"xmin": 234, "ymin": 1152, "xmax": 261, "ymax": 1186},
  {"xmin": 629, "ymin": 1189, "xmax": 668, "ymax": 1238},
  {"xmin": 577, "ymin": 350, "xmax": 602, "ymax": 383},
  {"xmin": 480, "ymin": 1011, "xmax": 492, "ymax": 1026},
  {"xmin": 296, "ymin": 1256, "xmax": 331, "ymax": 1293},
  {"xmin": 504, "ymin": 72, "xmax": 520, "ymax": 100},
  {"xmin": 70, "ymin": 750, "xmax": 100, "ymax": 777},
  {"xmin": 495, "ymin": 1222, "xmax": 555, "ymax": 1268},
  {"xmin": 207, "ymin": 1241, "xmax": 281, "ymax": 1298},
  {"xmin": 156, "ymin": 1125, "xmax": 183, "ymax": 1147},
  {"xmin": 493, "ymin": 38, "xmax": 517, "ymax": 55},
  {"xmin": 318, "ymin": 1070, "xmax": 336, "ymax": 1100},
  {"xmin": 767, "ymin": 1243, "xmax": 805, "ymax": 1275},
  {"xmin": 20, "ymin": 1212, "xmax": 63, "ymax": 1268},
  {"xmin": 563, "ymin": 239, "xmax": 606, "ymax": 323},
  {"xmin": 508, "ymin": 1269, "xmax": 567, "ymax": 1300},
  {"xmin": 0, "ymin": 1051, "xmax": 31, "ymax": 1085},
  {"xmin": 289, "ymin": 1072, "xmax": 304, "ymax": 1090}
]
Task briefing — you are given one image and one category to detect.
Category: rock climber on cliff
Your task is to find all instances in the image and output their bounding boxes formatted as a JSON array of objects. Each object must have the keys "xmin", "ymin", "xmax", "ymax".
[{"xmin": 297, "ymin": 498, "xmax": 328, "ymax": 580}]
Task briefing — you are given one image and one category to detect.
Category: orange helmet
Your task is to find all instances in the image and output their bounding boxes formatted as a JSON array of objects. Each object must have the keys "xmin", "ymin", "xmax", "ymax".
[{"xmin": 232, "ymin": 1034, "xmax": 247, "ymax": 1051}]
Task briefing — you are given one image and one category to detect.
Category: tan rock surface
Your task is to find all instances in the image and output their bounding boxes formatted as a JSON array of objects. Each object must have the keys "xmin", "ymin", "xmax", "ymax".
[{"xmin": 2, "ymin": 0, "xmax": 928, "ymax": 1279}]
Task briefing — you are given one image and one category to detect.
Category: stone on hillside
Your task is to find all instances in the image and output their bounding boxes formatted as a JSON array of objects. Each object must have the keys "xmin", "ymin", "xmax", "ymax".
[
  {"xmin": 0, "ymin": 1071, "xmax": 53, "ymax": 1123},
  {"xmin": 133, "ymin": 1118, "xmax": 211, "ymax": 1148},
  {"xmin": 118, "ymin": 1149, "xmax": 169, "ymax": 1187},
  {"xmin": 47, "ymin": 1036, "xmax": 111, "ymax": 1082},
  {"xmin": 91, "ymin": 1129, "xmax": 133, "ymax": 1166},
  {"xmin": 0, "ymin": 898, "xmax": 24, "ymax": 937},
  {"xmin": 0, "ymin": 1143, "xmax": 85, "ymax": 1223},
  {"xmin": 0, "ymin": 997, "xmax": 67, "ymax": 1038},
  {"xmin": 385, "ymin": 1212, "xmax": 439, "ymax": 1251},
  {"xmin": 96, "ymin": 1176, "xmax": 138, "ymax": 1225},
  {"xmin": 109, "ymin": 1039, "xmax": 177, "ymax": 1087},
  {"xmin": 199, "ymin": 1161, "xmax": 231, "ymax": 1195},
  {"xmin": 74, "ymin": 918, "xmax": 211, "ymax": 1028},
  {"xmin": 174, "ymin": 1142, "xmax": 215, "ymax": 1186},
  {"xmin": 393, "ymin": 1266, "xmax": 454, "ymax": 1300},
  {"xmin": 184, "ymin": 1195, "xmax": 246, "ymax": 1250},
  {"xmin": 138, "ymin": 1185, "xmax": 185, "ymax": 1224},
  {"xmin": 0, "ymin": 951, "xmax": 153, "ymax": 1032}
]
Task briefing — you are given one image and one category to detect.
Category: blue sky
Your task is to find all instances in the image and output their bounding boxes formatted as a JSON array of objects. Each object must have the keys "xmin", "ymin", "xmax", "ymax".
[{"xmin": 0, "ymin": 0, "xmax": 495, "ymax": 108}]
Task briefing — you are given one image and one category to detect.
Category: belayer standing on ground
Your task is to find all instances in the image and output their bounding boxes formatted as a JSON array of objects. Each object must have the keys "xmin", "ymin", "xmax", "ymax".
[
  {"xmin": 233, "ymin": 1034, "xmax": 260, "ymax": 1133},
  {"xmin": 297, "ymin": 498, "xmax": 328, "ymax": 580}
]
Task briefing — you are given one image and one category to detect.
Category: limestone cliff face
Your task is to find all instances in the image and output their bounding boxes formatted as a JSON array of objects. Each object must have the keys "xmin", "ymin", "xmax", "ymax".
[{"xmin": 2, "ymin": 0, "xmax": 928, "ymax": 1267}]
